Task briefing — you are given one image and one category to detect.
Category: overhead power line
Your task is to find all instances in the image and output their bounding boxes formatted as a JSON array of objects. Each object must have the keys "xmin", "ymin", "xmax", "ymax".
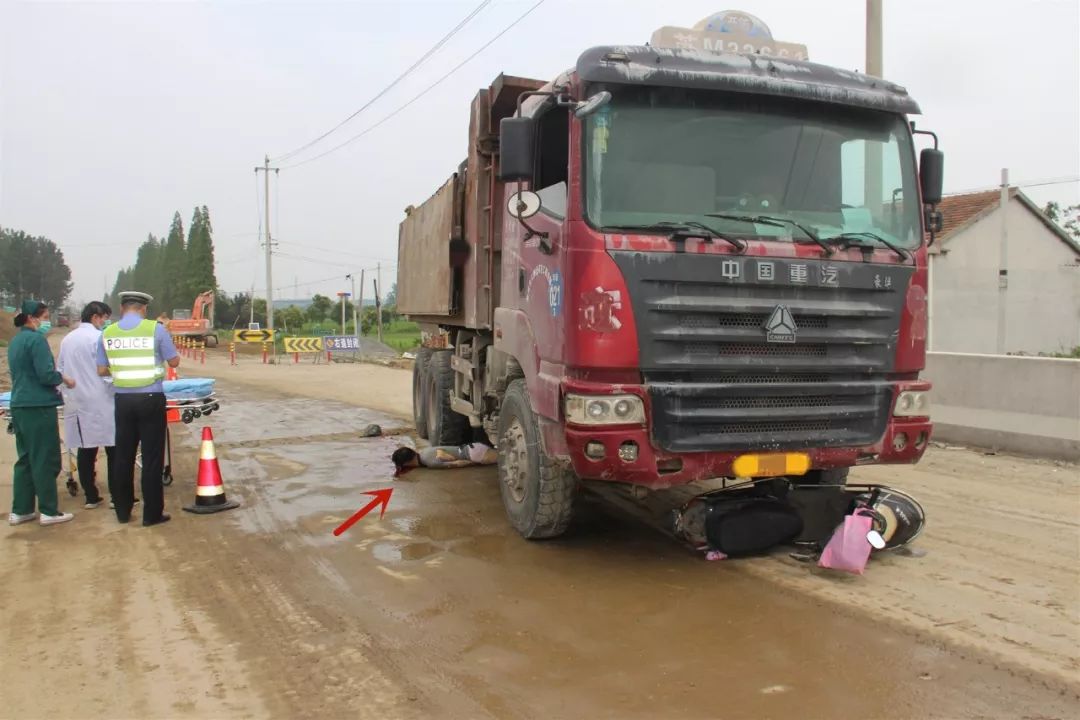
[
  {"xmin": 1016, "ymin": 177, "xmax": 1079, "ymax": 189},
  {"xmin": 271, "ymin": 0, "xmax": 492, "ymax": 163},
  {"xmin": 280, "ymin": 0, "xmax": 548, "ymax": 170},
  {"xmin": 948, "ymin": 176, "xmax": 1080, "ymax": 196},
  {"xmin": 275, "ymin": 239, "xmax": 395, "ymax": 261}
]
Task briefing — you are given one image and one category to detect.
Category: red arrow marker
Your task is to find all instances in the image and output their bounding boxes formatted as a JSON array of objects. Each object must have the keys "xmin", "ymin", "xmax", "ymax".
[{"xmin": 332, "ymin": 488, "xmax": 394, "ymax": 536}]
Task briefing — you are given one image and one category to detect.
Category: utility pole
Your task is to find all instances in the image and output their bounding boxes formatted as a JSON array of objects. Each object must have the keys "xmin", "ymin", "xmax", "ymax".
[
  {"xmin": 357, "ymin": 269, "xmax": 366, "ymax": 337},
  {"xmin": 254, "ymin": 156, "xmax": 279, "ymax": 331},
  {"xmin": 340, "ymin": 293, "xmax": 348, "ymax": 335},
  {"xmin": 865, "ymin": 0, "xmax": 884, "ymax": 214},
  {"xmin": 375, "ymin": 263, "xmax": 384, "ymax": 345},
  {"xmin": 347, "ymin": 273, "xmax": 360, "ymax": 336},
  {"xmin": 997, "ymin": 168, "xmax": 1009, "ymax": 354}
]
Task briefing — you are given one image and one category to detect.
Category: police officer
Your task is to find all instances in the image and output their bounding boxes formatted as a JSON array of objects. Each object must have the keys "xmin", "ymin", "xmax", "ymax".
[{"xmin": 97, "ymin": 291, "xmax": 180, "ymax": 526}]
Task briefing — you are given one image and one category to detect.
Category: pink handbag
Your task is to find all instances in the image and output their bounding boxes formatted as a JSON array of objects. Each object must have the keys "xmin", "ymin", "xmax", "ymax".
[{"xmin": 818, "ymin": 510, "xmax": 875, "ymax": 574}]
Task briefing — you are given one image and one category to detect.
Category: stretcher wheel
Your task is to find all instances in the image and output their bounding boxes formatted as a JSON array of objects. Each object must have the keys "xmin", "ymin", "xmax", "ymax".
[
  {"xmin": 162, "ymin": 470, "xmax": 173, "ymax": 486},
  {"xmin": 202, "ymin": 409, "xmax": 213, "ymax": 416},
  {"xmin": 211, "ymin": 402, "xmax": 220, "ymax": 412},
  {"xmin": 66, "ymin": 476, "xmax": 79, "ymax": 497},
  {"xmin": 192, "ymin": 409, "xmax": 202, "ymax": 419},
  {"xmin": 182, "ymin": 410, "xmax": 194, "ymax": 424}
]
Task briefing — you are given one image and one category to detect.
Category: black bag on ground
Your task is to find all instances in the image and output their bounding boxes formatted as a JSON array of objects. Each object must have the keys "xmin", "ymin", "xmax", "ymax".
[{"xmin": 704, "ymin": 497, "xmax": 804, "ymax": 557}]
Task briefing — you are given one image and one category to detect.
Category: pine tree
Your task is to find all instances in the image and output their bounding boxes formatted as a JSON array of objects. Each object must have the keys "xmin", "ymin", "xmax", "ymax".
[
  {"xmin": 185, "ymin": 206, "xmax": 217, "ymax": 302},
  {"xmin": 161, "ymin": 211, "xmax": 186, "ymax": 314},
  {"xmin": 130, "ymin": 234, "xmax": 164, "ymax": 315}
]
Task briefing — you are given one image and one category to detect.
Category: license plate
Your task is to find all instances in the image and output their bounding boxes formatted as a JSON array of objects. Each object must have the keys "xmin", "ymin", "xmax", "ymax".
[{"xmin": 732, "ymin": 453, "xmax": 810, "ymax": 478}]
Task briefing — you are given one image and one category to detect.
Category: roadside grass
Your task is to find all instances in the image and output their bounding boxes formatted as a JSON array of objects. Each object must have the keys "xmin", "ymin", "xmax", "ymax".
[{"xmin": 371, "ymin": 320, "xmax": 420, "ymax": 353}]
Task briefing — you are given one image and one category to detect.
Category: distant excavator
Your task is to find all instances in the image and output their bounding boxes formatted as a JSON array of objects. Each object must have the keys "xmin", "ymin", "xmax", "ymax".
[{"xmin": 164, "ymin": 290, "xmax": 218, "ymax": 348}]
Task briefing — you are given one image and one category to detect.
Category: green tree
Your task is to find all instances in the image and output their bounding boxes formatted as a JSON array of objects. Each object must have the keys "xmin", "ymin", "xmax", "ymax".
[
  {"xmin": 360, "ymin": 305, "xmax": 378, "ymax": 334},
  {"xmin": 161, "ymin": 212, "xmax": 187, "ymax": 314},
  {"xmin": 185, "ymin": 206, "xmax": 217, "ymax": 302},
  {"xmin": 0, "ymin": 228, "xmax": 75, "ymax": 308},
  {"xmin": 1043, "ymin": 201, "xmax": 1080, "ymax": 241},
  {"xmin": 274, "ymin": 305, "xmax": 305, "ymax": 331},
  {"xmin": 305, "ymin": 294, "xmax": 333, "ymax": 323},
  {"xmin": 129, "ymin": 234, "xmax": 165, "ymax": 315}
]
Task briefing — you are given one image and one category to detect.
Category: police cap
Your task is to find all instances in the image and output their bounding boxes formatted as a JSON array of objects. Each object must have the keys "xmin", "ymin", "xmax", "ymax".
[{"xmin": 119, "ymin": 291, "xmax": 153, "ymax": 306}]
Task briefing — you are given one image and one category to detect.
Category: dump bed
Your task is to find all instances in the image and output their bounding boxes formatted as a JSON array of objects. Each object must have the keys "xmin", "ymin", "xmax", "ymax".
[
  {"xmin": 397, "ymin": 174, "xmax": 461, "ymax": 317},
  {"xmin": 397, "ymin": 74, "xmax": 545, "ymax": 330}
]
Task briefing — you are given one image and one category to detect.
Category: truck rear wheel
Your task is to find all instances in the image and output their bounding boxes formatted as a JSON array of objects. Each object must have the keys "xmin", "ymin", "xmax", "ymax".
[
  {"xmin": 204, "ymin": 334, "xmax": 218, "ymax": 349},
  {"xmin": 496, "ymin": 379, "xmax": 576, "ymax": 539},
  {"xmin": 412, "ymin": 348, "xmax": 433, "ymax": 438},
  {"xmin": 425, "ymin": 350, "xmax": 469, "ymax": 445}
]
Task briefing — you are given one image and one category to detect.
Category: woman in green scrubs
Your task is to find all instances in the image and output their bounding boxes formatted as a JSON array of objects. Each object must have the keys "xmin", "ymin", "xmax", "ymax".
[{"xmin": 7, "ymin": 299, "xmax": 75, "ymax": 527}]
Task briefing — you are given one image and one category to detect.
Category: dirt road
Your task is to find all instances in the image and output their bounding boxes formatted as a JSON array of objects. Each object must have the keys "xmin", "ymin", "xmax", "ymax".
[{"xmin": 1, "ymin": 349, "xmax": 1077, "ymax": 718}]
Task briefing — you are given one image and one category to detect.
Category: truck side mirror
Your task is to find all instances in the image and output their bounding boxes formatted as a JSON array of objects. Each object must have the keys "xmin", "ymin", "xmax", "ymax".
[
  {"xmin": 574, "ymin": 91, "xmax": 611, "ymax": 118},
  {"xmin": 499, "ymin": 116, "xmax": 535, "ymax": 181},
  {"xmin": 919, "ymin": 148, "xmax": 944, "ymax": 206}
]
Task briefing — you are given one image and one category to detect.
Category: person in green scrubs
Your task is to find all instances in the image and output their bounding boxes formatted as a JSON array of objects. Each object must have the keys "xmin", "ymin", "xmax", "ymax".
[{"xmin": 7, "ymin": 299, "xmax": 76, "ymax": 527}]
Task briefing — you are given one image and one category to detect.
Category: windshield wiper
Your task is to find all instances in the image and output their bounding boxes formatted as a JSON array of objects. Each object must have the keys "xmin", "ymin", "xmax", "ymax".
[
  {"xmin": 606, "ymin": 221, "xmax": 746, "ymax": 253},
  {"xmin": 705, "ymin": 213, "xmax": 833, "ymax": 256},
  {"xmin": 824, "ymin": 231, "xmax": 909, "ymax": 261}
]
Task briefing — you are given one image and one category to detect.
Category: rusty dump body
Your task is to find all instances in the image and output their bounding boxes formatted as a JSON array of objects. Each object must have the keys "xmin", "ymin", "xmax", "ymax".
[
  {"xmin": 398, "ymin": 74, "xmax": 544, "ymax": 328},
  {"xmin": 398, "ymin": 46, "xmax": 935, "ymax": 496}
]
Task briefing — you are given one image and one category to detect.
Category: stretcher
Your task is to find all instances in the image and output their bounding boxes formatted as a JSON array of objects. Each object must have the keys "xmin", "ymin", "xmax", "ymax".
[{"xmin": 2, "ymin": 378, "xmax": 222, "ymax": 491}]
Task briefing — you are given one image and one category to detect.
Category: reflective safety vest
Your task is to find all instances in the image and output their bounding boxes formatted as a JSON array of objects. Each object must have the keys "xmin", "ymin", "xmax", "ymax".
[{"xmin": 103, "ymin": 320, "xmax": 163, "ymax": 388}]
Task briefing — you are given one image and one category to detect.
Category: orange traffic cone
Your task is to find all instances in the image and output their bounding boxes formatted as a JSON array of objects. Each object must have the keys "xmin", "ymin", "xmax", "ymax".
[{"xmin": 183, "ymin": 426, "xmax": 239, "ymax": 514}]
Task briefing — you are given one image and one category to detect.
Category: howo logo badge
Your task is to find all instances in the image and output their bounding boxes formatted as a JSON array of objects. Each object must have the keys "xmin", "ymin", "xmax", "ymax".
[{"xmin": 764, "ymin": 305, "xmax": 797, "ymax": 344}]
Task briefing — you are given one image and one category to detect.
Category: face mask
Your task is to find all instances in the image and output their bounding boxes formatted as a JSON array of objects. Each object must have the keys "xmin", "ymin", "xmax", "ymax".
[{"xmin": 37, "ymin": 321, "xmax": 53, "ymax": 335}]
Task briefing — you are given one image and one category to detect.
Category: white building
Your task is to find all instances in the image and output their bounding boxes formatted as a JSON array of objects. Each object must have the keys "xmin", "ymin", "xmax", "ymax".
[{"xmin": 928, "ymin": 187, "xmax": 1080, "ymax": 355}]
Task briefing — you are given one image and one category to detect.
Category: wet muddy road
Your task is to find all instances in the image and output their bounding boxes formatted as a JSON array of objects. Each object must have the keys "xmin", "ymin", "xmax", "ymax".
[{"xmin": 155, "ymin": 387, "xmax": 1076, "ymax": 719}]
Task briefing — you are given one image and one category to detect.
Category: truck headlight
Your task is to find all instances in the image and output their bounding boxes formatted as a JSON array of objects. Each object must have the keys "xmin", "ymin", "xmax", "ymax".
[
  {"xmin": 894, "ymin": 391, "xmax": 930, "ymax": 417},
  {"xmin": 565, "ymin": 394, "xmax": 645, "ymax": 425}
]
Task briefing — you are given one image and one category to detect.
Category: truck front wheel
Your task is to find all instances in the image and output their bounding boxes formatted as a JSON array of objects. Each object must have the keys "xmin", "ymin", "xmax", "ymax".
[
  {"xmin": 204, "ymin": 334, "xmax": 218, "ymax": 349},
  {"xmin": 496, "ymin": 379, "xmax": 576, "ymax": 539}
]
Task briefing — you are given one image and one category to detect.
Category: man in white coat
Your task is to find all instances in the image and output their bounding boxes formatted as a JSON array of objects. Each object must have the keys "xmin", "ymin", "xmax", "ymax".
[{"xmin": 57, "ymin": 301, "xmax": 116, "ymax": 509}]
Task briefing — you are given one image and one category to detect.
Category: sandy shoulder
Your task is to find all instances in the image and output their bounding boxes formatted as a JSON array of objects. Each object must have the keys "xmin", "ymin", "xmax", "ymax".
[{"xmin": 0, "ymin": 431, "xmax": 268, "ymax": 718}]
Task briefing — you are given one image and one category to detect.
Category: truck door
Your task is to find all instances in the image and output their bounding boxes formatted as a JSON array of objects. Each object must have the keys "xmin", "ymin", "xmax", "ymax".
[{"xmin": 501, "ymin": 106, "xmax": 571, "ymax": 383}]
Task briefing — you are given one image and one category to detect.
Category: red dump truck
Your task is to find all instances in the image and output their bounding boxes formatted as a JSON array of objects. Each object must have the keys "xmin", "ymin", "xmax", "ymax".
[{"xmin": 398, "ymin": 11, "xmax": 944, "ymax": 543}]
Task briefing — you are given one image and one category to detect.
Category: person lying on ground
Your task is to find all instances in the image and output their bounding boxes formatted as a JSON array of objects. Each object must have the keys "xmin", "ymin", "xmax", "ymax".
[{"xmin": 392, "ymin": 443, "xmax": 497, "ymax": 477}]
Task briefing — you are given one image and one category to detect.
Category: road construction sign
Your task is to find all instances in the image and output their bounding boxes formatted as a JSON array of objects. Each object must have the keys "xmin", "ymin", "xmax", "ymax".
[
  {"xmin": 284, "ymin": 337, "xmax": 323, "ymax": 353},
  {"xmin": 234, "ymin": 329, "xmax": 275, "ymax": 343},
  {"xmin": 324, "ymin": 335, "xmax": 360, "ymax": 352}
]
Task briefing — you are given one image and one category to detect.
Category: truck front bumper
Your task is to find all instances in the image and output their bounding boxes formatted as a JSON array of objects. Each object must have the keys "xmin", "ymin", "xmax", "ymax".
[{"xmin": 545, "ymin": 381, "xmax": 932, "ymax": 489}]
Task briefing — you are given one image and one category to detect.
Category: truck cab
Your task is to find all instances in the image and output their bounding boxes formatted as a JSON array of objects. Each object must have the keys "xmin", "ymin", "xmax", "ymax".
[{"xmin": 400, "ymin": 13, "xmax": 944, "ymax": 540}]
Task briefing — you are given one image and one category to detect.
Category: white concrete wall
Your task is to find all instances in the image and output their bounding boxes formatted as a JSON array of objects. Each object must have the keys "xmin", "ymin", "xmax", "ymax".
[
  {"xmin": 926, "ymin": 352, "xmax": 1080, "ymax": 460},
  {"xmin": 930, "ymin": 198, "xmax": 1080, "ymax": 355}
]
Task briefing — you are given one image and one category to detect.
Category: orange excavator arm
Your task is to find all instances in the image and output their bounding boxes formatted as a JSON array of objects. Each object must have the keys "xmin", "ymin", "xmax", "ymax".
[{"xmin": 191, "ymin": 291, "xmax": 215, "ymax": 321}]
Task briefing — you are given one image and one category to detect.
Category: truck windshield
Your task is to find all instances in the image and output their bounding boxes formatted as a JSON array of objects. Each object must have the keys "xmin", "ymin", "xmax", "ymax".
[{"xmin": 584, "ymin": 87, "xmax": 922, "ymax": 249}]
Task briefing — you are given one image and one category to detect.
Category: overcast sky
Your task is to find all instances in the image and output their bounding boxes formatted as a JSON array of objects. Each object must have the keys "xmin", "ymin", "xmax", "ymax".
[{"xmin": 2, "ymin": 0, "xmax": 1078, "ymax": 306}]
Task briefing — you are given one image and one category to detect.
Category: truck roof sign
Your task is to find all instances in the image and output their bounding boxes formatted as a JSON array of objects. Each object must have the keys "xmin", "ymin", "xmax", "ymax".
[
  {"xmin": 576, "ymin": 45, "xmax": 920, "ymax": 115},
  {"xmin": 652, "ymin": 10, "xmax": 808, "ymax": 61}
]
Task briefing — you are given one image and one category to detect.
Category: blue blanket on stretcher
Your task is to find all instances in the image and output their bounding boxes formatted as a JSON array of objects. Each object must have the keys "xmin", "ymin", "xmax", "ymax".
[
  {"xmin": 163, "ymin": 378, "xmax": 215, "ymax": 400},
  {"xmin": 2, "ymin": 379, "xmax": 215, "ymax": 409}
]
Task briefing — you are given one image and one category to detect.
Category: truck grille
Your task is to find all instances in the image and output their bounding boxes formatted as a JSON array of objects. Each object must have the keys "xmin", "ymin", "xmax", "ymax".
[{"xmin": 610, "ymin": 251, "xmax": 912, "ymax": 453}]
